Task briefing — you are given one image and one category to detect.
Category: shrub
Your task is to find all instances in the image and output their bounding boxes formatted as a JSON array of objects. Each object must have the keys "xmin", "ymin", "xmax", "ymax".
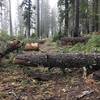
[{"xmin": 87, "ymin": 35, "xmax": 100, "ymax": 47}]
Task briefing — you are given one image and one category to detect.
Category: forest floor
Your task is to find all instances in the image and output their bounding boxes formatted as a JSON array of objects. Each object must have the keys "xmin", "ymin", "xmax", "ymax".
[{"xmin": 0, "ymin": 40, "xmax": 100, "ymax": 100}]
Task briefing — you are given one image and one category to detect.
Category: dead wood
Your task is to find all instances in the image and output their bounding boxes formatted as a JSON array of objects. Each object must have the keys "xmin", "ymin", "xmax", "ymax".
[
  {"xmin": 60, "ymin": 37, "xmax": 89, "ymax": 45},
  {"xmin": 14, "ymin": 53, "xmax": 100, "ymax": 74}
]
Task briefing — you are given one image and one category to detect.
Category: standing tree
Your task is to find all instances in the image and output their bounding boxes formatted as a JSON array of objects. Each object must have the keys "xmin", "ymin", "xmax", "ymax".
[
  {"xmin": 92, "ymin": 0, "xmax": 99, "ymax": 32},
  {"xmin": 37, "ymin": 0, "xmax": 40, "ymax": 38},
  {"xmin": 58, "ymin": 0, "xmax": 65, "ymax": 36},
  {"xmin": 79, "ymin": 0, "xmax": 89, "ymax": 34},
  {"xmin": 8, "ymin": 0, "xmax": 13, "ymax": 36},
  {"xmin": 21, "ymin": 0, "xmax": 33, "ymax": 38},
  {"xmin": 73, "ymin": 0, "xmax": 80, "ymax": 37},
  {"xmin": 50, "ymin": 8, "xmax": 57, "ymax": 37},
  {"xmin": 17, "ymin": 0, "xmax": 24, "ymax": 35},
  {"xmin": 64, "ymin": 0, "xmax": 69, "ymax": 36},
  {"xmin": 0, "ymin": 0, "xmax": 3, "ymax": 31},
  {"xmin": 40, "ymin": 0, "xmax": 50, "ymax": 38},
  {"xmin": 2, "ymin": 0, "xmax": 9, "ymax": 33}
]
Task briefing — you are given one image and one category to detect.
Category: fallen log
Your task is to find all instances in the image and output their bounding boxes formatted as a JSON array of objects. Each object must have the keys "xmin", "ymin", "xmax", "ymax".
[
  {"xmin": 60, "ymin": 37, "xmax": 89, "ymax": 45},
  {"xmin": 0, "ymin": 39, "xmax": 22, "ymax": 60},
  {"xmin": 14, "ymin": 53, "xmax": 100, "ymax": 74},
  {"xmin": 25, "ymin": 71, "xmax": 52, "ymax": 81}
]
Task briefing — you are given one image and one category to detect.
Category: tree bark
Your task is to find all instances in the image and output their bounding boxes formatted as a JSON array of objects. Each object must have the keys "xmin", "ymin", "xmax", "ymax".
[
  {"xmin": 37, "ymin": 0, "xmax": 40, "ymax": 38},
  {"xmin": 74, "ymin": 0, "xmax": 80, "ymax": 37},
  {"xmin": 14, "ymin": 53, "xmax": 100, "ymax": 70},
  {"xmin": 95, "ymin": 0, "xmax": 99, "ymax": 32},
  {"xmin": 28, "ymin": 0, "xmax": 31, "ymax": 37},
  {"xmin": 9, "ymin": 0, "xmax": 13, "ymax": 36},
  {"xmin": 92, "ymin": 0, "xmax": 99, "ymax": 32},
  {"xmin": 64, "ymin": 0, "xmax": 69, "ymax": 36},
  {"xmin": 60, "ymin": 36, "xmax": 89, "ymax": 45}
]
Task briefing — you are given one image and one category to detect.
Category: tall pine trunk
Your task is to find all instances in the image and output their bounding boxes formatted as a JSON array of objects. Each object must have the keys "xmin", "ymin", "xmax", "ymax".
[
  {"xmin": 27, "ymin": 0, "xmax": 31, "ymax": 37},
  {"xmin": 92, "ymin": 0, "xmax": 99, "ymax": 32},
  {"xmin": 9, "ymin": 0, "xmax": 13, "ymax": 36},
  {"xmin": 86, "ymin": 0, "xmax": 90, "ymax": 33},
  {"xmin": 74, "ymin": 0, "xmax": 80, "ymax": 37},
  {"xmin": 37, "ymin": 0, "xmax": 40, "ymax": 38},
  {"xmin": 64, "ymin": 0, "xmax": 69, "ymax": 36},
  {"xmin": 95, "ymin": 0, "xmax": 99, "ymax": 32}
]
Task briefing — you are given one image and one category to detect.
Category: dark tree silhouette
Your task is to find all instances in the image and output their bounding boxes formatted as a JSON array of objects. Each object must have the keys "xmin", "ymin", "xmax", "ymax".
[{"xmin": 74, "ymin": 0, "xmax": 80, "ymax": 37}]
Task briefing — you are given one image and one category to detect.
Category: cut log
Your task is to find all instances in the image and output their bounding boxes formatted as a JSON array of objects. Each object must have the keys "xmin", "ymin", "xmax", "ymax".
[
  {"xmin": 24, "ymin": 43, "xmax": 39, "ymax": 51},
  {"xmin": 14, "ymin": 53, "xmax": 100, "ymax": 74},
  {"xmin": 60, "ymin": 37, "xmax": 89, "ymax": 45}
]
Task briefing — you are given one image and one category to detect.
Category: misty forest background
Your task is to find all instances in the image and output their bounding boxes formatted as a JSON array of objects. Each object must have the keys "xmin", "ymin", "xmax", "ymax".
[{"xmin": 0, "ymin": 0, "xmax": 100, "ymax": 39}]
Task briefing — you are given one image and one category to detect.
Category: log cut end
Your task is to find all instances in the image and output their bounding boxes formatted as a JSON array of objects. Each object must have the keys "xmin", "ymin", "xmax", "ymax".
[{"xmin": 24, "ymin": 43, "xmax": 39, "ymax": 51}]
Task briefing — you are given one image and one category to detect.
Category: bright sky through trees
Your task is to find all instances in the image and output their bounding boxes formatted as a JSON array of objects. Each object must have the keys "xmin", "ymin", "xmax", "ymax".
[
  {"xmin": 10, "ymin": 0, "xmax": 58, "ymax": 31},
  {"xmin": 49, "ymin": 0, "xmax": 58, "ymax": 8},
  {"xmin": 11, "ymin": 0, "xmax": 58, "ymax": 23}
]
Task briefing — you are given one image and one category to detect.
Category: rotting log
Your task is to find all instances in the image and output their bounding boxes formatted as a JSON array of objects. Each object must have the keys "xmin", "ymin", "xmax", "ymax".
[
  {"xmin": 60, "ymin": 37, "xmax": 90, "ymax": 45},
  {"xmin": 14, "ymin": 53, "xmax": 100, "ymax": 74}
]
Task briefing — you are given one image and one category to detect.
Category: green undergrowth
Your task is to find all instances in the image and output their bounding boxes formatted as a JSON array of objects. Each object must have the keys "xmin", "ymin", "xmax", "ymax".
[{"xmin": 62, "ymin": 35, "xmax": 100, "ymax": 53}]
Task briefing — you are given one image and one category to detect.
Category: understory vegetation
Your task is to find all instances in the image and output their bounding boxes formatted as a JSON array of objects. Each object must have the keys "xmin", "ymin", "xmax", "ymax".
[
  {"xmin": 0, "ymin": 32, "xmax": 100, "ymax": 100},
  {"xmin": 62, "ymin": 35, "xmax": 100, "ymax": 53}
]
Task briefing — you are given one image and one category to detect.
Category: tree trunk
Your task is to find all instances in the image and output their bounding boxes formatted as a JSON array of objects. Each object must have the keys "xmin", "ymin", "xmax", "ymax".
[
  {"xmin": 64, "ymin": 0, "xmax": 69, "ymax": 36},
  {"xmin": 37, "ymin": 0, "xmax": 40, "ymax": 38},
  {"xmin": 27, "ymin": 0, "xmax": 31, "ymax": 37},
  {"xmin": 9, "ymin": 0, "xmax": 13, "ymax": 36},
  {"xmin": 95, "ymin": 0, "xmax": 99, "ymax": 32},
  {"xmin": 86, "ymin": 0, "xmax": 90, "ymax": 34},
  {"xmin": 92, "ymin": 0, "xmax": 99, "ymax": 32},
  {"xmin": 14, "ymin": 53, "xmax": 100, "ymax": 72},
  {"xmin": 74, "ymin": 0, "xmax": 80, "ymax": 37}
]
